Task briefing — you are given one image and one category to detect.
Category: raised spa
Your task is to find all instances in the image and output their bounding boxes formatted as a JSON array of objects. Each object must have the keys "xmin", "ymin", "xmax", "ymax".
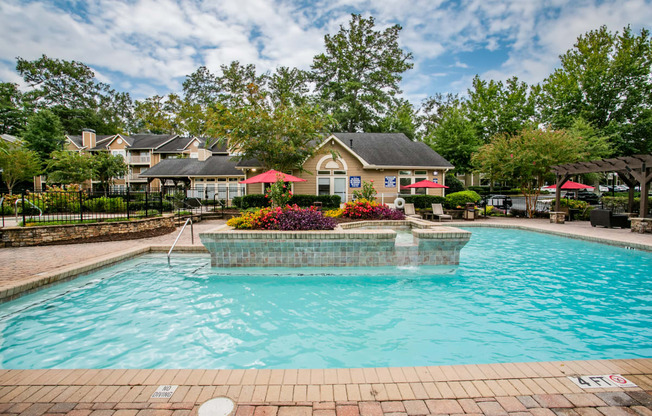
[{"xmin": 199, "ymin": 220, "xmax": 471, "ymax": 267}]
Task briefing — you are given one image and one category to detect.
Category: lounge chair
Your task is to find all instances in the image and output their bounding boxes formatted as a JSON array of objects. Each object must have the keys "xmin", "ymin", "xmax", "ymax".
[
  {"xmin": 590, "ymin": 209, "xmax": 630, "ymax": 229},
  {"xmin": 403, "ymin": 203, "xmax": 422, "ymax": 219},
  {"xmin": 432, "ymin": 203, "xmax": 452, "ymax": 222}
]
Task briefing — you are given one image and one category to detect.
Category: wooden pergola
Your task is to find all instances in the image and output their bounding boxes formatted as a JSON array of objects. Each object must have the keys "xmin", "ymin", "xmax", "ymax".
[{"xmin": 551, "ymin": 154, "xmax": 652, "ymax": 218}]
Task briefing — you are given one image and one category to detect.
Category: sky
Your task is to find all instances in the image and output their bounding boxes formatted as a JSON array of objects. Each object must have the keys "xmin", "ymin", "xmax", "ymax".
[{"xmin": 1, "ymin": 0, "xmax": 651, "ymax": 106}]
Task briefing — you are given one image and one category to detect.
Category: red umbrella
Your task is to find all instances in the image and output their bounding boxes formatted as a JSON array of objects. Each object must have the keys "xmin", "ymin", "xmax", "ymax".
[
  {"xmin": 544, "ymin": 181, "xmax": 594, "ymax": 190},
  {"xmin": 402, "ymin": 179, "xmax": 449, "ymax": 189},
  {"xmin": 239, "ymin": 169, "xmax": 307, "ymax": 184}
]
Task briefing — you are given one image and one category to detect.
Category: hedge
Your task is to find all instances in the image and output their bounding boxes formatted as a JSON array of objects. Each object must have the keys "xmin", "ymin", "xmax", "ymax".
[
  {"xmin": 444, "ymin": 190, "xmax": 481, "ymax": 209},
  {"xmin": 400, "ymin": 195, "xmax": 446, "ymax": 209},
  {"xmin": 232, "ymin": 194, "xmax": 342, "ymax": 209}
]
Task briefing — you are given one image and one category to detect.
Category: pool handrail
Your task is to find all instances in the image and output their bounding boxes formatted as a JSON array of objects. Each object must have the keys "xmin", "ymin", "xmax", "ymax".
[{"xmin": 168, "ymin": 217, "xmax": 193, "ymax": 265}]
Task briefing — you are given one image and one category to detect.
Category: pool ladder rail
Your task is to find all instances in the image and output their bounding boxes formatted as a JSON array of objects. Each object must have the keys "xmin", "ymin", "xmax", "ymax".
[{"xmin": 168, "ymin": 217, "xmax": 194, "ymax": 265}]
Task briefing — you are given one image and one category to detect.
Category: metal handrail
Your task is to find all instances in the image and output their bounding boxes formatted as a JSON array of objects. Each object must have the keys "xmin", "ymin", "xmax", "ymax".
[
  {"xmin": 167, "ymin": 217, "xmax": 193, "ymax": 265},
  {"xmin": 15, "ymin": 198, "xmax": 43, "ymax": 223}
]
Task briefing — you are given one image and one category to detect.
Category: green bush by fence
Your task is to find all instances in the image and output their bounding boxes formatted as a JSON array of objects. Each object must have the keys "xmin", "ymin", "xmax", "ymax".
[
  {"xmin": 445, "ymin": 190, "xmax": 481, "ymax": 209},
  {"xmin": 232, "ymin": 194, "xmax": 342, "ymax": 209},
  {"xmin": 400, "ymin": 195, "xmax": 446, "ymax": 209}
]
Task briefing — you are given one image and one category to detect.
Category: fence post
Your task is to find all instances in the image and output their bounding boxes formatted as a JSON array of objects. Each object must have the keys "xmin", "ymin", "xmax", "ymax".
[
  {"xmin": 145, "ymin": 191, "xmax": 149, "ymax": 218},
  {"xmin": 79, "ymin": 190, "xmax": 83, "ymax": 222},
  {"xmin": 22, "ymin": 194, "xmax": 26, "ymax": 226},
  {"xmin": 126, "ymin": 187, "xmax": 130, "ymax": 220},
  {"xmin": 159, "ymin": 192, "xmax": 163, "ymax": 214}
]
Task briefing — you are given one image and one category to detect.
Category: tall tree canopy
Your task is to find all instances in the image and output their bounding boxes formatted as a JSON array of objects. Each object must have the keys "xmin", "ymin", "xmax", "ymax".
[
  {"xmin": 311, "ymin": 14, "xmax": 413, "ymax": 132},
  {"xmin": 21, "ymin": 109, "xmax": 66, "ymax": 161},
  {"xmin": 206, "ymin": 87, "xmax": 331, "ymax": 172},
  {"xmin": 0, "ymin": 82, "xmax": 27, "ymax": 135},
  {"xmin": 15, "ymin": 55, "xmax": 133, "ymax": 134},
  {"xmin": 540, "ymin": 25, "xmax": 652, "ymax": 155}
]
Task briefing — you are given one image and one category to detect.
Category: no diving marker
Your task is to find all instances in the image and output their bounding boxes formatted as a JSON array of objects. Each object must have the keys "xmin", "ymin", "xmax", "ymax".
[
  {"xmin": 151, "ymin": 385, "xmax": 178, "ymax": 398},
  {"xmin": 568, "ymin": 374, "xmax": 637, "ymax": 389}
]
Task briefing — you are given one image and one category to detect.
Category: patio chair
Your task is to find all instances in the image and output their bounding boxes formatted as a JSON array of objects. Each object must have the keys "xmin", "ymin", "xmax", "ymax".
[
  {"xmin": 589, "ymin": 209, "xmax": 630, "ymax": 229},
  {"xmin": 403, "ymin": 203, "xmax": 422, "ymax": 219},
  {"xmin": 432, "ymin": 203, "xmax": 452, "ymax": 222}
]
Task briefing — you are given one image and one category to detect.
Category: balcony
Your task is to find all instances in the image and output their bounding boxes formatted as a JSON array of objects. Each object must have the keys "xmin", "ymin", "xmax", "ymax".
[
  {"xmin": 128, "ymin": 156, "xmax": 151, "ymax": 164},
  {"xmin": 127, "ymin": 173, "xmax": 147, "ymax": 182}
]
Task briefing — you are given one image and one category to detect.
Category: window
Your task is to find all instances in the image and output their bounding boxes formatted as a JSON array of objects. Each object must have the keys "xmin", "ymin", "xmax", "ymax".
[{"xmin": 400, "ymin": 170, "xmax": 428, "ymax": 195}]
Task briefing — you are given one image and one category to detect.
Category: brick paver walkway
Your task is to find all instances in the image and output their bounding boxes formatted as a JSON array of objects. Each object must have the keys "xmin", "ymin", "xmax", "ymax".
[
  {"xmin": 0, "ymin": 220, "xmax": 223, "ymax": 289},
  {"xmin": 0, "ymin": 360, "xmax": 650, "ymax": 416}
]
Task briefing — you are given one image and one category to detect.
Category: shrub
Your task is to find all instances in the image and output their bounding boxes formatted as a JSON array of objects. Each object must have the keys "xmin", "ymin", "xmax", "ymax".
[
  {"xmin": 401, "ymin": 195, "xmax": 446, "ymax": 209},
  {"xmin": 259, "ymin": 205, "xmax": 338, "ymax": 230},
  {"xmin": 352, "ymin": 180, "xmax": 377, "ymax": 201},
  {"xmin": 226, "ymin": 205, "xmax": 337, "ymax": 230},
  {"xmin": 233, "ymin": 194, "xmax": 341, "ymax": 209},
  {"xmin": 342, "ymin": 199, "xmax": 405, "ymax": 220},
  {"xmin": 445, "ymin": 190, "xmax": 481, "ymax": 209},
  {"xmin": 445, "ymin": 175, "xmax": 465, "ymax": 193},
  {"xmin": 265, "ymin": 176, "xmax": 294, "ymax": 207}
]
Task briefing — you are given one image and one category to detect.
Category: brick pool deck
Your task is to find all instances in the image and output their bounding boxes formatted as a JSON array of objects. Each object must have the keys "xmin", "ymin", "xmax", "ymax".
[{"xmin": 0, "ymin": 218, "xmax": 650, "ymax": 415}]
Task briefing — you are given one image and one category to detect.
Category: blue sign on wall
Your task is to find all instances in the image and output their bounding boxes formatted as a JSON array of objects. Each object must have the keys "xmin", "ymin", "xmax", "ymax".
[
  {"xmin": 349, "ymin": 176, "xmax": 361, "ymax": 188},
  {"xmin": 384, "ymin": 176, "xmax": 397, "ymax": 188}
]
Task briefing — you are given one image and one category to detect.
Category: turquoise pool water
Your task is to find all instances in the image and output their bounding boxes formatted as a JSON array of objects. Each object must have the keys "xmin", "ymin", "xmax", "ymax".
[{"xmin": 1, "ymin": 227, "xmax": 651, "ymax": 369}]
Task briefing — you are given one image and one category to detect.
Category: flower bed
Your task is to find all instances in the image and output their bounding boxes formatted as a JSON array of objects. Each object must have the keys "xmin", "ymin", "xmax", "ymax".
[
  {"xmin": 342, "ymin": 199, "xmax": 405, "ymax": 220},
  {"xmin": 226, "ymin": 205, "xmax": 337, "ymax": 230}
]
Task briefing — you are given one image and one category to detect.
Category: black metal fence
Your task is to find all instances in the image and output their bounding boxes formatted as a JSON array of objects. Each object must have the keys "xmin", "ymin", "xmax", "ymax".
[{"xmin": 0, "ymin": 188, "xmax": 229, "ymax": 227}]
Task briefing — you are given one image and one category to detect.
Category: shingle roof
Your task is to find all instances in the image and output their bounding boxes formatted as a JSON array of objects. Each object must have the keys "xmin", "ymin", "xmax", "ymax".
[
  {"xmin": 235, "ymin": 133, "xmax": 453, "ymax": 169},
  {"xmin": 140, "ymin": 156, "xmax": 243, "ymax": 178},
  {"xmin": 128, "ymin": 134, "xmax": 177, "ymax": 149},
  {"xmin": 67, "ymin": 134, "xmax": 113, "ymax": 148},
  {"xmin": 332, "ymin": 133, "xmax": 453, "ymax": 168},
  {"xmin": 154, "ymin": 136, "xmax": 195, "ymax": 153}
]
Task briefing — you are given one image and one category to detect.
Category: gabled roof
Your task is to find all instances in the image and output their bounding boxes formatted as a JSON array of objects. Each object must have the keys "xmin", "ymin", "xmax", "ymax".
[
  {"xmin": 330, "ymin": 133, "xmax": 453, "ymax": 168},
  {"xmin": 154, "ymin": 136, "xmax": 196, "ymax": 153},
  {"xmin": 128, "ymin": 134, "xmax": 177, "ymax": 150},
  {"xmin": 66, "ymin": 134, "xmax": 114, "ymax": 149},
  {"xmin": 235, "ymin": 133, "xmax": 454, "ymax": 169},
  {"xmin": 140, "ymin": 155, "xmax": 243, "ymax": 178}
]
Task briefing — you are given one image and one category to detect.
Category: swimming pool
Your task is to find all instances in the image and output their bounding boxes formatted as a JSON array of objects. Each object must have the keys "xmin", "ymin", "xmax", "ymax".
[{"xmin": 1, "ymin": 227, "xmax": 650, "ymax": 369}]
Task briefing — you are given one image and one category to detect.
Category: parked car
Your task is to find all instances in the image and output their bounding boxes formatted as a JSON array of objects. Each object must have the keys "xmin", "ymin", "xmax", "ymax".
[
  {"xmin": 479, "ymin": 195, "xmax": 513, "ymax": 209},
  {"xmin": 599, "ymin": 185, "xmax": 609, "ymax": 192},
  {"xmin": 614, "ymin": 185, "xmax": 629, "ymax": 192}
]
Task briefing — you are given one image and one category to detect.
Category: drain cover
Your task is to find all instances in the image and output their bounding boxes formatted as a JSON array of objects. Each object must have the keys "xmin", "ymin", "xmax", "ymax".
[{"xmin": 198, "ymin": 397, "xmax": 235, "ymax": 416}]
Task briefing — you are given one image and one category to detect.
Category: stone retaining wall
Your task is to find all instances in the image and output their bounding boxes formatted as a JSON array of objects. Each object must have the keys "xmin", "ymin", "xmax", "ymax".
[
  {"xmin": 200, "ymin": 226, "xmax": 471, "ymax": 267},
  {"xmin": 0, "ymin": 215, "xmax": 175, "ymax": 248}
]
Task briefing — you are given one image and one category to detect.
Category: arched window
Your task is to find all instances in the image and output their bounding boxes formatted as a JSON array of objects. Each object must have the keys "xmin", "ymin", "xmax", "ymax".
[{"xmin": 316, "ymin": 155, "xmax": 348, "ymax": 202}]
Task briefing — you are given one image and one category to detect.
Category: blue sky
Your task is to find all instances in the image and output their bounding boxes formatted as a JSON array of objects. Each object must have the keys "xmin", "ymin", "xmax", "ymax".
[{"xmin": 1, "ymin": 0, "xmax": 651, "ymax": 105}]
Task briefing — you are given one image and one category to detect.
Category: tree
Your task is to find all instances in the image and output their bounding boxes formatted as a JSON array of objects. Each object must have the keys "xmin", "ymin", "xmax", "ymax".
[
  {"xmin": 369, "ymin": 99, "xmax": 418, "ymax": 140},
  {"xmin": 45, "ymin": 150, "xmax": 93, "ymax": 185},
  {"xmin": 0, "ymin": 82, "xmax": 27, "ymax": 135},
  {"xmin": 206, "ymin": 87, "xmax": 332, "ymax": 172},
  {"xmin": 22, "ymin": 109, "xmax": 66, "ymax": 161},
  {"xmin": 466, "ymin": 76, "xmax": 540, "ymax": 143},
  {"xmin": 16, "ymin": 54, "xmax": 106, "ymax": 109},
  {"xmin": 0, "ymin": 144, "xmax": 41, "ymax": 194},
  {"xmin": 16, "ymin": 55, "xmax": 134, "ymax": 133},
  {"xmin": 133, "ymin": 95, "xmax": 176, "ymax": 134},
  {"xmin": 217, "ymin": 61, "xmax": 267, "ymax": 107},
  {"xmin": 423, "ymin": 98, "xmax": 480, "ymax": 174},
  {"xmin": 311, "ymin": 14, "xmax": 413, "ymax": 132},
  {"xmin": 472, "ymin": 128, "xmax": 608, "ymax": 218},
  {"xmin": 182, "ymin": 66, "xmax": 221, "ymax": 108},
  {"xmin": 540, "ymin": 25, "xmax": 652, "ymax": 155},
  {"xmin": 91, "ymin": 152, "xmax": 128, "ymax": 194},
  {"xmin": 269, "ymin": 66, "xmax": 310, "ymax": 107}
]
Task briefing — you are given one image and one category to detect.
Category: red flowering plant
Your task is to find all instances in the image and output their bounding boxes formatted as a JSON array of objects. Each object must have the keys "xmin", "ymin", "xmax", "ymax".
[
  {"xmin": 265, "ymin": 175, "xmax": 293, "ymax": 207},
  {"xmin": 342, "ymin": 199, "xmax": 405, "ymax": 220}
]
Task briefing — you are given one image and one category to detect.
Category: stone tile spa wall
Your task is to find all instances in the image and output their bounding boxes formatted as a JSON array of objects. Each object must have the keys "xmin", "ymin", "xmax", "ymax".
[{"xmin": 200, "ymin": 226, "xmax": 471, "ymax": 267}]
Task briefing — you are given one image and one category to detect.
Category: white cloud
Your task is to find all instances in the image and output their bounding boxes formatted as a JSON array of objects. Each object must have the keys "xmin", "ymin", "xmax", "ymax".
[{"xmin": 0, "ymin": 0, "xmax": 650, "ymax": 105}]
